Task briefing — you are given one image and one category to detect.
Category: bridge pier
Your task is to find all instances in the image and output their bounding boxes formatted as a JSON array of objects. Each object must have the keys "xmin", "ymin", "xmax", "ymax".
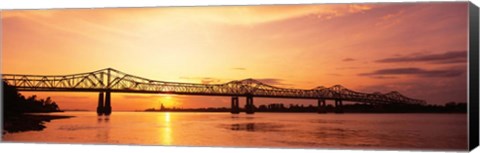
[
  {"xmin": 97, "ymin": 91, "xmax": 112, "ymax": 116},
  {"xmin": 97, "ymin": 92, "xmax": 104, "ymax": 116},
  {"xmin": 104, "ymin": 91, "xmax": 112, "ymax": 116},
  {"xmin": 317, "ymin": 99, "xmax": 327, "ymax": 113},
  {"xmin": 245, "ymin": 96, "xmax": 255, "ymax": 114},
  {"xmin": 231, "ymin": 96, "xmax": 240, "ymax": 114},
  {"xmin": 334, "ymin": 99, "xmax": 344, "ymax": 113}
]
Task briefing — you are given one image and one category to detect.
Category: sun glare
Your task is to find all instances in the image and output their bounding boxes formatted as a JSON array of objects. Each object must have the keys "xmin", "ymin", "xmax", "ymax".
[{"xmin": 158, "ymin": 94, "xmax": 176, "ymax": 107}]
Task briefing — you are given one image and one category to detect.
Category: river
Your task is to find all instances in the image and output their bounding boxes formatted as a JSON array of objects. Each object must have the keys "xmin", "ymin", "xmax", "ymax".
[{"xmin": 2, "ymin": 112, "xmax": 468, "ymax": 151}]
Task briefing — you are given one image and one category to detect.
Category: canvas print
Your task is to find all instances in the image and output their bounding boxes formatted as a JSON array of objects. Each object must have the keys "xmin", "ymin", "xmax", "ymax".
[{"xmin": 0, "ymin": 2, "xmax": 473, "ymax": 151}]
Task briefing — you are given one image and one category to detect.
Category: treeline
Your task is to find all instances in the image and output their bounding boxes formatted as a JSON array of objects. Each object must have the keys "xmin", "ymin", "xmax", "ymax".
[
  {"xmin": 365, "ymin": 102, "xmax": 467, "ymax": 113},
  {"xmin": 145, "ymin": 102, "xmax": 467, "ymax": 113},
  {"xmin": 3, "ymin": 81, "xmax": 62, "ymax": 115},
  {"xmin": 255, "ymin": 103, "xmax": 466, "ymax": 113},
  {"xmin": 145, "ymin": 107, "xmax": 231, "ymax": 112}
]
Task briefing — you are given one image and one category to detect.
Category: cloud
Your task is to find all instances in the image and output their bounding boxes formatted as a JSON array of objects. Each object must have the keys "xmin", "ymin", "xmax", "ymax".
[
  {"xmin": 359, "ymin": 67, "xmax": 464, "ymax": 78},
  {"xmin": 336, "ymin": 66, "xmax": 360, "ymax": 70},
  {"xmin": 376, "ymin": 50, "xmax": 467, "ymax": 64},
  {"xmin": 232, "ymin": 67, "xmax": 246, "ymax": 70},
  {"xmin": 180, "ymin": 77, "xmax": 291, "ymax": 86},
  {"xmin": 370, "ymin": 76, "xmax": 397, "ymax": 79},
  {"xmin": 342, "ymin": 58, "xmax": 355, "ymax": 62},
  {"xmin": 179, "ymin": 76, "xmax": 222, "ymax": 84},
  {"xmin": 183, "ymin": 4, "xmax": 376, "ymax": 25},
  {"xmin": 375, "ymin": 10, "xmax": 405, "ymax": 28},
  {"xmin": 327, "ymin": 73, "xmax": 342, "ymax": 76},
  {"xmin": 254, "ymin": 78, "xmax": 291, "ymax": 87},
  {"xmin": 358, "ymin": 74, "xmax": 467, "ymax": 104},
  {"xmin": 200, "ymin": 78, "xmax": 222, "ymax": 84}
]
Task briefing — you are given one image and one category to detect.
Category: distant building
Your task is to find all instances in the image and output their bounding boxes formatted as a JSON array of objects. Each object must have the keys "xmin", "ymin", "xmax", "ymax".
[
  {"xmin": 160, "ymin": 103, "xmax": 165, "ymax": 110},
  {"xmin": 267, "ymin": 103, "xmax": 285, "ymax": 111}
]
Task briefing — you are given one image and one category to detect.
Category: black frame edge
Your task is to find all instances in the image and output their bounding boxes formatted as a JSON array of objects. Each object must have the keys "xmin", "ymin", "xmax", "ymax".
[{"xmin": 469, "ymin": 1, "xmax": 479, "ymax": 151}]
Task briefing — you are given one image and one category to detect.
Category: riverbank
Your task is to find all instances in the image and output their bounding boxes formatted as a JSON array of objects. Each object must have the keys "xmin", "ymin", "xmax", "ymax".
[{"xmin": 3, "ymin": 114, "xmax": 73, "ymax": 135}]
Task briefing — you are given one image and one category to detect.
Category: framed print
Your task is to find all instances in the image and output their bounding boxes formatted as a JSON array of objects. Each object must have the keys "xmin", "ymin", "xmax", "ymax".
[{"xmin": 1, "ymin": 1, "xmax": 479, "ymax": 152}]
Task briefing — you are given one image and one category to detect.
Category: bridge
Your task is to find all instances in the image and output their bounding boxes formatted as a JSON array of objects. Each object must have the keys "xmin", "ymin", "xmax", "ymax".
[{"xmin": 2, "ymin": 68, "xmax": 426, "ymax": 115}]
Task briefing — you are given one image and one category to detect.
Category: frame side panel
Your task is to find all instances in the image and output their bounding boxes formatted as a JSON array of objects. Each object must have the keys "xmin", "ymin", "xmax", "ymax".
[{"xmin": 469, "ymin": 2, "xmax": 479, "ymax": 151}]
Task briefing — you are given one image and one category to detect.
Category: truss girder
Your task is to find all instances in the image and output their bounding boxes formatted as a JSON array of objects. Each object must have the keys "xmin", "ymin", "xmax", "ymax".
[{"xmin": 2, "ymin": 68, "xmax": 426, "ymax": 105}]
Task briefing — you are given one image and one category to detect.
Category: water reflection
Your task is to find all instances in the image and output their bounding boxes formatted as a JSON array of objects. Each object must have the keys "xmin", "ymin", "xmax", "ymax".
[
  {"xmin": 230, "ymin": 114, "xmax": 240, "ymax": 119},
  {"xmin": 225, "ymin": 122, "xmax": 284, "ymax": 132},
  {"xmin": 2, "ymin": 112, "xmax": 468, "ymax": 150},
  {"xmin": 97, "ymin": 116, "xmax": 110, "ymax": 123},
  {"xmin": 231, "ymin": 123, "xmax": 256, "ymax": 131},
  {"xmin": 96, "ymin": 116, "xmax": 110, "ymax": 143},
  {"xmin": 160, "ymin": 112, "xmax": 172, "ymax": 145}
]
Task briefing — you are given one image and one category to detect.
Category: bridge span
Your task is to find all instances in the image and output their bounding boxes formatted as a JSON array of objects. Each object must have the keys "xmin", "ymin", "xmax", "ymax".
[{"xmin": 2, "ymin": 68, "xmax": 426, "ymax": 115}]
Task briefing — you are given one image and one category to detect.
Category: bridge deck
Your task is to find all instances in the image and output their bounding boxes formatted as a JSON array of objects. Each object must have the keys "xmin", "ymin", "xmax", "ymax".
[{"xmin": 2, "ymin": 68, "xmax": 426, "ymax": 105}]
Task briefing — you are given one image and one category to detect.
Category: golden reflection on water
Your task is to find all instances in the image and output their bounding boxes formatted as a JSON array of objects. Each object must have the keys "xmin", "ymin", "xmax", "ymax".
[
  {"xmin": 161, "ymin": 112, "xmax": 172, "ymax": 145},
  {"xmin": 96, "ymin": 116, "xmax": 110, "ymax": 143},
  {"xmin": 2, "ymin": 112, "xmax": 468, "ymax": 150}
]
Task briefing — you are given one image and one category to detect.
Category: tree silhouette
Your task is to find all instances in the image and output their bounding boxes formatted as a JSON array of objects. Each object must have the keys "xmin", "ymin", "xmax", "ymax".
[{"xmin": 3, "ymin": 81, "xmax": 61, "ymax": 115}]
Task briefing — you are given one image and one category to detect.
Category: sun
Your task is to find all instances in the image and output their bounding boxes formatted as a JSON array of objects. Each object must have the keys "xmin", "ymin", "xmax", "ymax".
[
  {"xmin": 158, "ymin": 94, "xmax": 176, "ymax": 107},
  {"xmin": 160, "ymin": 94, "xmax": 172, "ymax": 99}
]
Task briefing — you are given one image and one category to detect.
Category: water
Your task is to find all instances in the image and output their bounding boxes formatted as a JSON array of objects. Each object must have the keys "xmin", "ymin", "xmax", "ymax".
[{"xmin": 3, "ymin": 112, "xmax": 467, "ymax": 151}]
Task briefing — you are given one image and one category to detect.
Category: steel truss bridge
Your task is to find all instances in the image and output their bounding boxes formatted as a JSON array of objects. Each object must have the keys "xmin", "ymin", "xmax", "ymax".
[{"xmin": 2, "ymin": 68, "xmax": 426, "ymax": 115}]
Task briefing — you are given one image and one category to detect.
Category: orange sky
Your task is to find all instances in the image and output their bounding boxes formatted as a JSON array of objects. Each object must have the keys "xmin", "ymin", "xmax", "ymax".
[{"xmin": 1, "ymin": 3, "xmax": 469, "ymax": 111}]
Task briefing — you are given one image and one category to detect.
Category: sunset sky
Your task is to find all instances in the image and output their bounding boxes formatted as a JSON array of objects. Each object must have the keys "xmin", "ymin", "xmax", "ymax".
[{"xmin": 1, "ymin": 3, "xmax": 469, "ymax": 111}]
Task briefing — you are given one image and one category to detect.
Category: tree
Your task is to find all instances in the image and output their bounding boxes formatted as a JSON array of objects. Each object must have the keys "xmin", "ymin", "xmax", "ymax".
[{"xmin": 3, "ymin": 81, "xmax": 62, "ymax": 114}]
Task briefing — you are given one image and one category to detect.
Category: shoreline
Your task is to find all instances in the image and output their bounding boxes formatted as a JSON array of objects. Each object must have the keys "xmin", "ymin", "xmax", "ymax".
[
  {"xmin": 61, "ymin": 110, "xmax": 468, "ymax": 114},
  {"xmin": 142, "ymin": 110, "xmax": 468, "ymax": 113},
  {"xmin": 3, "ymin": 114, "xmax": 74, "ymax": 135},
  {"xmin": 61, "ymin": 110, "xmax": 467, "ymax": 114}
]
